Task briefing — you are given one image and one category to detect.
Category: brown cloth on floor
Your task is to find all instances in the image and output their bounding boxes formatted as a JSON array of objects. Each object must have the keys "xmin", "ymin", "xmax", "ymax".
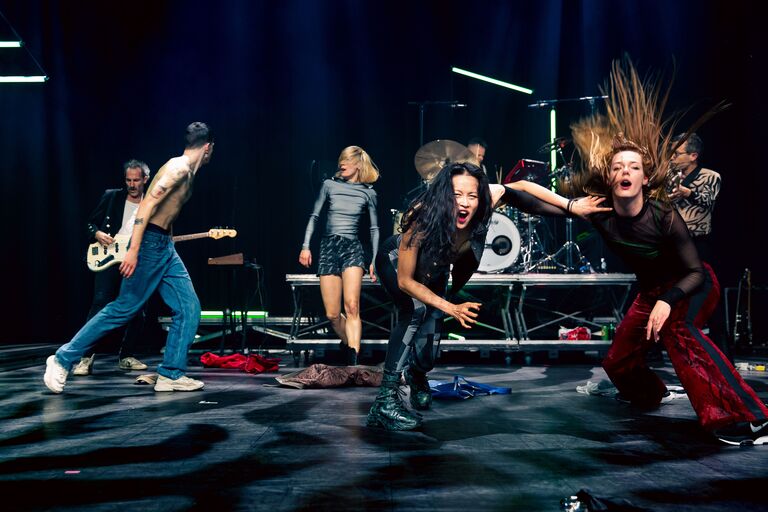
[
  {"xmin": 275, "ymin": 364, "xmax": 382, "ymax": 389},
  {"xmin": 134, "ymin": 374, "xmax": 157, "ymax": 385}
]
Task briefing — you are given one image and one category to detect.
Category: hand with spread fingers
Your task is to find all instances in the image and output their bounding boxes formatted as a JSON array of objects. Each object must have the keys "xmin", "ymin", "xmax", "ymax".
[
  {"xmin": 571, "ymin": 196, "xmax": 612, "ymax": 219},
  {"xmin": 449, "ymin": 302, "xmax": 481, "ymax": 329},
  {"xmin": 646, "ymin": 300, "xmax": 671, "ymax": 342}
]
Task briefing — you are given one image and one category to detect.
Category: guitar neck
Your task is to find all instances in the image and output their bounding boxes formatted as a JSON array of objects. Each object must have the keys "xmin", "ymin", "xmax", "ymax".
[{"xmin": 171, "ymin": 232, "xmax": 209, "ymax": 242}]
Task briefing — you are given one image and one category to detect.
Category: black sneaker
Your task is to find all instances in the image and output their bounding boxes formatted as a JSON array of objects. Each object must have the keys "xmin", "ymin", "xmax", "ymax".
[{"xmin": 715, "ymin": 420, "xmax": 768, "ymax": 446}]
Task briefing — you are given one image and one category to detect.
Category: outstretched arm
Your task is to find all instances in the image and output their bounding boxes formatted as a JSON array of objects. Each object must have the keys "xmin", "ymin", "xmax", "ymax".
[{"xmin": 491, "ymin": 182, "xmax": 610, "ymax": 219}]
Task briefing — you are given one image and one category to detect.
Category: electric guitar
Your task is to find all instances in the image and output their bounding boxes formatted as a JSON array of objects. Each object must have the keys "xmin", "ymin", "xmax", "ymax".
[{"xmin": 86, "ymin": 228, "xmax": 237, "ymax": 272}]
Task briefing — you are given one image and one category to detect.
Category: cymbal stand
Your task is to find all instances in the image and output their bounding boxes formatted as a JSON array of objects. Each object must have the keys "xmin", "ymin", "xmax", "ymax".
[
  {"xmin": 516, "ymin": 200, "xmax": 549, "ymax": 272},
  {"xmin": 528, "ymin": 147, "xmax": 590, "ymax": 273}
]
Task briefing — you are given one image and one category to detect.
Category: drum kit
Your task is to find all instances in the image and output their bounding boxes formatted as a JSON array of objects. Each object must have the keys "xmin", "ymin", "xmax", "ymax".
[{"xmin": 392, "ymin": 138, "xmax": 592, "ymax": 274}]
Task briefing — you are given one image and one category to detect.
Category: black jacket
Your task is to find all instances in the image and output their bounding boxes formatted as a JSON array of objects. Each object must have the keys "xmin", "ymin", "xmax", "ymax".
[{"xmin": 86, "ymin": 188, "xmax": 129, "ymax": 241}]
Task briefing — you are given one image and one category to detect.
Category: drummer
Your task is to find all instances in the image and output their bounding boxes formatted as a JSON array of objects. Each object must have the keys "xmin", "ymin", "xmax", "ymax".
[{"xmin": 467, "ymin": 137, "xmax": 496, "ymax": 183}]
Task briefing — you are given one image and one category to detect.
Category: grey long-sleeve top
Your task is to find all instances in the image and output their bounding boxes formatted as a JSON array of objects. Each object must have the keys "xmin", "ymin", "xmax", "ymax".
[{"xmin": 302, "ymin": 177, "xmax": 379, "ymax": 261}]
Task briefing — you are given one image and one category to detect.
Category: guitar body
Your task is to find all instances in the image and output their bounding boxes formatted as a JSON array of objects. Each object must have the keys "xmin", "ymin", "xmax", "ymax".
[
  {"xmin": 86, "ymin": 235, "xmax": 132, "ymax": 272},
  {"xmin": 85, "ymin": 228, "xmax": 236, "ymax": 272}
]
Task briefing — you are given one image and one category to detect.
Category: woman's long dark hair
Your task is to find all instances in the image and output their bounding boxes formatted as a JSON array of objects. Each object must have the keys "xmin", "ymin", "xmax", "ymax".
[{"xmin": 400, "ymin": 162, "xmax": 492, "ymax": 267}]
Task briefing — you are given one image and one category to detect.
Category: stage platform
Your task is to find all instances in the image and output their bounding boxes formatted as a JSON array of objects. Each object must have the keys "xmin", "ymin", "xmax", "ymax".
[
  {"xmin": 285, "ymin": 273, "xmax": 635, "ymax": 358},
  {"xmin": 2, "ymin": 351, "xmax": 767, "ymax": 511}
]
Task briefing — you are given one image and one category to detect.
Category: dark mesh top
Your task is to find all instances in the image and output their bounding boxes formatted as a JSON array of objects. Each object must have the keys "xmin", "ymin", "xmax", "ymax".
[
  {"xmin": 502, "ymin": 186, "xmax": 705, "ymax": 306},
  {"xmin": 590, "ymin": 200, "xmax": 704, "ymax": 305}
]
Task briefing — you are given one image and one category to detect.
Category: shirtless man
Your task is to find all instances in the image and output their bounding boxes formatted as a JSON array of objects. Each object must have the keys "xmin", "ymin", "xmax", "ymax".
[{"xmin": 44, "ymin": 122, "xmax": 214, "ymax": 393}]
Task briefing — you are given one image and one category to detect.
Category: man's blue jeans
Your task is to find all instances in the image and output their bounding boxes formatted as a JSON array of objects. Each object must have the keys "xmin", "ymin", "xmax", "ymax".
[{"xmin": 56, "ymin": 229, "xmax": 201, "ymax": 379}]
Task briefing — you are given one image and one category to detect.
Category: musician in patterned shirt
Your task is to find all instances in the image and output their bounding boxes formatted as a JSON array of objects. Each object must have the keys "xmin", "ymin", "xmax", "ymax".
[{"xmin": 668, "ymin": 133, "xmax": 721, "ymax": 262}]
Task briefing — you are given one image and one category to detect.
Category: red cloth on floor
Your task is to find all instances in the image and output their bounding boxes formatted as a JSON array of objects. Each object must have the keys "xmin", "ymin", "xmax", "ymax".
[{"xmin": 200, "ymin": 352, "xmax": 280, "ymax": 374}]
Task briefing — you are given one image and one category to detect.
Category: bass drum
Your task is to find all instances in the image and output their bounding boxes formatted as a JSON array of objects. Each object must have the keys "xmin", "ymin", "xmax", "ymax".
[{"xmin": 477, "ymin": 212, "xmax": 521, "ymax": 273}]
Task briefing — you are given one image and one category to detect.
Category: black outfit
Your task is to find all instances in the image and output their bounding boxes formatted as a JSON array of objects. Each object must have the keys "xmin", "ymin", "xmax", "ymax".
[
  {"xmin": 85, "ymin": 188, "xmax": 144, "ymax": 359},
  {"xmin": 377, "ymin": 187, "xmax": 565, "ymax": 374},
  {"xmin": 367, "ymin": 188, "xmax": 567, "ymax": 430}
]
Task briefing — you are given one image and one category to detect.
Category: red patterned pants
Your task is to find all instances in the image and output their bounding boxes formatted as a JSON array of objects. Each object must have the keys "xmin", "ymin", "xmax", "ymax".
[{"xmin": 603, "ymin": 264, "xmax": 768, "ymax": 430}]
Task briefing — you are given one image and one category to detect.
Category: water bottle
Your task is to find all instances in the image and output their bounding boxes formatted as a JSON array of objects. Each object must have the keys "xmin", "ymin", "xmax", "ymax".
[{"xmin": 599, "ymin": 257, "xmax": 607, "ymax": 273}]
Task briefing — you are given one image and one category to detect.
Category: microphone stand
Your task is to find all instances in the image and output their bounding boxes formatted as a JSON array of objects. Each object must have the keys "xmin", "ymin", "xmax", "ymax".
[
  {"xmin": 407, "ymin": 100, "xmax": 468, "ymax": 147},
  {"xmin": 403, "ymin": 100, "xmax": 469, "ymax": 207}
]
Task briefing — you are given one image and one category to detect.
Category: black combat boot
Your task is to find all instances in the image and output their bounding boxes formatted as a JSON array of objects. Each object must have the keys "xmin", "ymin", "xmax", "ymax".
[
  {"xmin": 366, "ymin": 370, "xmax": 422, "ymax": 430},
  {"xmin": 404, "ymin": 367, "xmax": 432, "ymax": 410}
]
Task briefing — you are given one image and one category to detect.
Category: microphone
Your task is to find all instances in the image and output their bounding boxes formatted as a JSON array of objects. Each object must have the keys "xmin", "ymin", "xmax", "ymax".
[
  {"xmin": 451, "ymin": 103, "xmax": 468, "ymax": 108},
  {"xmin": 527, "ymin": 101, "xmax": 552, "ymax": 108}
]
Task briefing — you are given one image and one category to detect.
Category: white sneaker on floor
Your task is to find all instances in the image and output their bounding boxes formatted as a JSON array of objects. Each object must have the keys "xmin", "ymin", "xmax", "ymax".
[
  {"xmin": 119, "ymin": 357, "xmax": 148, "ymax": 371},
  {"xmin": 716, "ymin": 420, "xmax": 768, "ymax": 446},
  {"xmin": 44, "ymin": 355, "xmax": 69, "ymax": 393},
  {"xmin": 154, "ymin": 375, "xmax": 205, "ymax": 392},
  {"xmin": 72, "ymin": 355, "xmax": 94, "ymax": 376}
]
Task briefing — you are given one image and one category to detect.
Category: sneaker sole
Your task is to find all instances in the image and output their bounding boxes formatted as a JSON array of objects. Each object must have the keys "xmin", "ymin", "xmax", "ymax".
[
  {"xmin": 717, "ymin": 436, "xmax": 768, "ymax": 447},
  {"xmin": 154, "ymin": 383, "xmax": 205, "ymax": 392},
  {"xmin": 43, "ymin": 356, "xmax": 65, "ymax": 393},
  {"xmin": 43, "ymin": 375, "xmax": 63, "ymax": 393}
]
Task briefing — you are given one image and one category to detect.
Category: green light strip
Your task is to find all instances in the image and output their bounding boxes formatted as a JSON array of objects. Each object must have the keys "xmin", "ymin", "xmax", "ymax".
[
  {"xmin": 451, "ymin": 67, "xmax": 533, "ymax": 95},
  {"xmin": 550, "ymin": 107, "xmax": 557, "ymax": 191},
  {"xmin": 0, "ymin": 41, "xmax": 22, "ymax": 48},
  {"xmin": 0, "ymin": 75, "xmax": 48, "ymax": 82}
]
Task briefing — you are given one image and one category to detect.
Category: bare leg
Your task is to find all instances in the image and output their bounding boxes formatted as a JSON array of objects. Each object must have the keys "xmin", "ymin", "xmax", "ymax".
[
  {"xmin": 319, "ymin": 275, "xmax": 347, "ymax": 344},
  {"xmin": 342, "ymin": 267, "xmax": 364, "ymax": 354}
]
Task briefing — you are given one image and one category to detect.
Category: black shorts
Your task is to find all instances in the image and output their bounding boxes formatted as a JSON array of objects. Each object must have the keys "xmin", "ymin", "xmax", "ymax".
[{"xmin": 317, "ymin": 235, "xmax": 366, "ymax": 276}]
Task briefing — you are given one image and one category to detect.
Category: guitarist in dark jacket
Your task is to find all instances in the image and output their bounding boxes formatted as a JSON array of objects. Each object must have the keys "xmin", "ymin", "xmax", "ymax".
[{"xmin": 73, "ymin": 159, "xmax": 150, "ymax": 376}]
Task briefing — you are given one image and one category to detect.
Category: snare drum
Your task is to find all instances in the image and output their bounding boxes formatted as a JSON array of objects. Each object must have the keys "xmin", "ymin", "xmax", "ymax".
[{"xmin": 478, "ymin": 212, "xmax": 521, "ymax": 273}]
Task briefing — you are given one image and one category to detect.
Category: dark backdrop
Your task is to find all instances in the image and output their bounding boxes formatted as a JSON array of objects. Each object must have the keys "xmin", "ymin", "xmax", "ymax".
[{"xmin": 1, "ymin": 0, "xmax": 764, "ymax": 343}]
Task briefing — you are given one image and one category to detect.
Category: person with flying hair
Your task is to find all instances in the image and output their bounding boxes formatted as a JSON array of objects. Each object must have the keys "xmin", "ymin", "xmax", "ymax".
[
  {"xmin": 366, "ymin": 161, "xmax": 608, "ymax": 431},
  {"xmin": 508, "ymin": 58, "xmax": 768, "ymax": 446},
  {"xmin": 299, "ymin": 146, "xmax": 380, "ymax": 366}
]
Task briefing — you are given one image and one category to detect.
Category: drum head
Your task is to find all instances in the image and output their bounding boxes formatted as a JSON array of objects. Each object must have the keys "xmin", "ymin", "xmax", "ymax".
[{"xmin": 478, "ymin": 212, "xmax": 521, "ymax": 273}]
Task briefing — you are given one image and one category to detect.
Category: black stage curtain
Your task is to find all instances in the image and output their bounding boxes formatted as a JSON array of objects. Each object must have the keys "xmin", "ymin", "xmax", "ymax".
[{"xmin": 0, "ymin": 0, "xmax": 764, "ymax": 343}]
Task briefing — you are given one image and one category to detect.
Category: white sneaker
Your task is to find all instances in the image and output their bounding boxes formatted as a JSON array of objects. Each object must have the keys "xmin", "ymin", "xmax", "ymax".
[
  {"xmin": 119, "ymin": 357, "xmax": 148, "ymax": 370},
  {"xmin": 72, "ymin": 355, "xmax": 94, "ymax": 376},
  {"xmin": 44, "ymin": 355, "xmax": 69, "ymax": 393},
  {"xmin": 154, "ymin": 375, "xmax": 205, "ymax": 392}
]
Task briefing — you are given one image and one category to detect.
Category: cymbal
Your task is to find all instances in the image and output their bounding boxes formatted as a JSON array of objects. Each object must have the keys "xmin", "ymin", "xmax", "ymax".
[{"xmin": 414, "ymin": 139, "xmax": 478, "ymax": 181}]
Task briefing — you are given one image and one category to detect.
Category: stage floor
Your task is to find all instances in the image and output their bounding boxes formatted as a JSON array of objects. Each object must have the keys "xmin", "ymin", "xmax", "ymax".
[{"xmin": 1, "ymin": 349, "xmax": 767, "ymax": 511}]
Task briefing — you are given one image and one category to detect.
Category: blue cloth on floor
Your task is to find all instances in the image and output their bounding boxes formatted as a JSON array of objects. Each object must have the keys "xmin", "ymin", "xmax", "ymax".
[{"xmin": 428, "ymin": 375, "xmax": 511, "ymax": 399}]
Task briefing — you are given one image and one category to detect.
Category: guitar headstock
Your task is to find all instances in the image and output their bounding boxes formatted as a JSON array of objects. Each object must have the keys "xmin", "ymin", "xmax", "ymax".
[{"xmin": 208, "ymin": 228, "xmax": 237, "ymax": 239}]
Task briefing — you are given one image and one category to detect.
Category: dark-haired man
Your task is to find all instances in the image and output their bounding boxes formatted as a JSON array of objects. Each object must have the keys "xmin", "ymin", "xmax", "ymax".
[
  {"xmin": 46, "ymin": 122, "xmax": 215, "ymax": 393},
  {"xmin": 73, "ymin": 160, "xmax": 151, "ymax": 376},
  {"xmin": 467, "ymin": 137, "xmax": 498, "ymax": 184}
]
